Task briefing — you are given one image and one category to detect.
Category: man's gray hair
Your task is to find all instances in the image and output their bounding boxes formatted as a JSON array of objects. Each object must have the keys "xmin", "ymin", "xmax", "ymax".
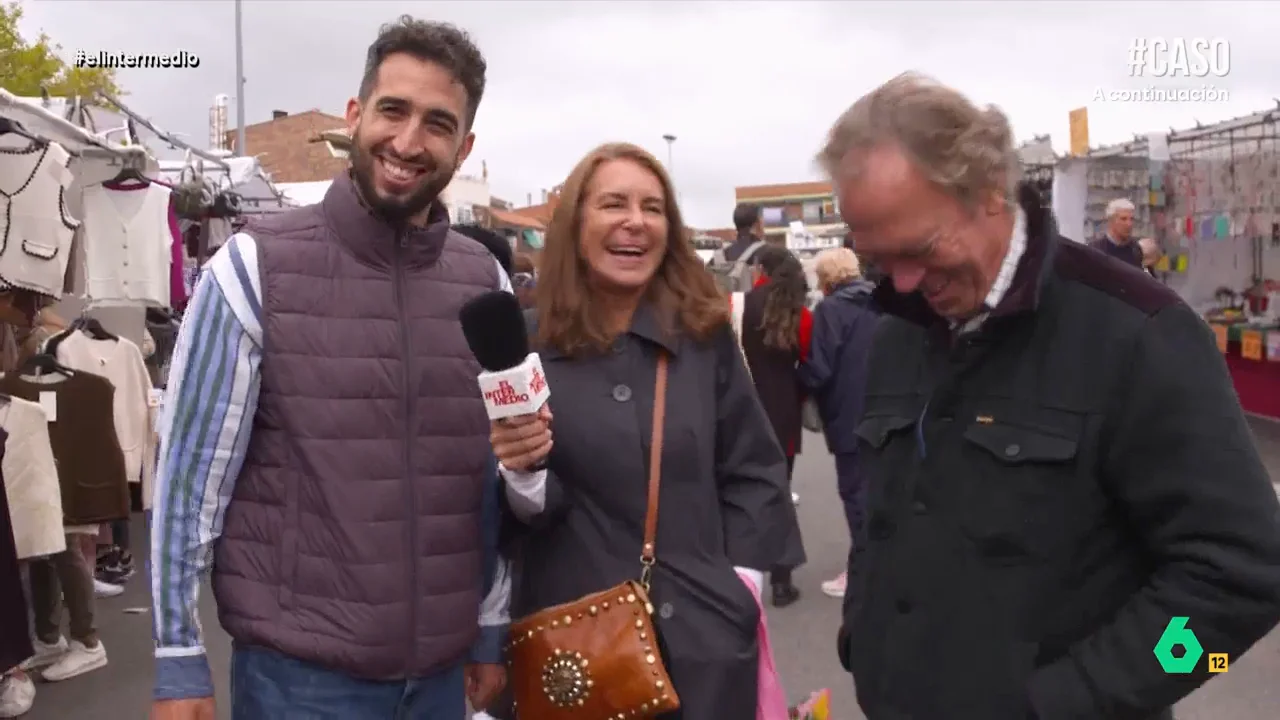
[
  {"xmin": 817, "ymin": 72, "xmax": 1022, "ymax": 210},
  {"xmin": 1105, "ymin": 198, "xmax": 1136, "ymax": 218}
]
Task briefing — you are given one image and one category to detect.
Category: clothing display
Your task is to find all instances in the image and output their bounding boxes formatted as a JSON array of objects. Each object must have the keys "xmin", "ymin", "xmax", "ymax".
[
  {"xmin": 0, "ymin": 429, "xmax": 35, "ymax": 673},
  {"xmin": 49, "ymin": 330, "xmax": 153, "ymax": 489},
  {"xmin": 0, "ymin": 140, "xmax": 80, "ymax": 297},
  {"xmin": 80, "ymin": 182, "xmax": 177, "ymax": 307},
  {"xmin": 0, "ymin": 394, "xmax": 64, "ymax": 559},
  {"xmin": 0, "ymin": 371, "xmax": 128, "ymax": 525}
]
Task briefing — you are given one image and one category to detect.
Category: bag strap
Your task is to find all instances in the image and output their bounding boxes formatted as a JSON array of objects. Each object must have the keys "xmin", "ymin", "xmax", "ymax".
[
  {"xmin": 639, "ymin": 352, "xmax": 669, "ymax": 592},
  {"xmin": 737, "ymin": 240, "xmax": 766, "ymax": 265}
]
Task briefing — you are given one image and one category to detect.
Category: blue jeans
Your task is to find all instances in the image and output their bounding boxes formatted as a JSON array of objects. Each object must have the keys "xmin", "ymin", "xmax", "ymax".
[{"xmin": 230, "ymin": 644, "xmax": 465, "ymax": 720}]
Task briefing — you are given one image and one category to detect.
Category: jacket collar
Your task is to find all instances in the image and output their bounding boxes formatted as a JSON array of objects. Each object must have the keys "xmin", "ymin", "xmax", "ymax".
[
  {"xmin": 872, "ymin": 182, "xmax": 1058, "ymax": 331},
  {"xmin": 540, "ymin": 301, "xmax": 681, "ymax": 360},
  {"xmin": 320, "ymin": 171, "xmax": 452, "ymax": 270}
]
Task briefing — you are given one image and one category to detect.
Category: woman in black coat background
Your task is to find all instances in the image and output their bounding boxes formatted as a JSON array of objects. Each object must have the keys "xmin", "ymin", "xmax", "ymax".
[
  {"xmin": 799, "ymin": 247, "xmax": 880, "ymax": 600},
  {"xmin": 739, "ymin": 245, "xmax": 810, "ymax": 607}
]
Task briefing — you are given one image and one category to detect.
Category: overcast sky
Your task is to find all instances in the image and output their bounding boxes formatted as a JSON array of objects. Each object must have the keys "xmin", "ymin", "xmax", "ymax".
[{"xmin": 16, "ymin": 0, "xmax": 1275, "ymax": 228}]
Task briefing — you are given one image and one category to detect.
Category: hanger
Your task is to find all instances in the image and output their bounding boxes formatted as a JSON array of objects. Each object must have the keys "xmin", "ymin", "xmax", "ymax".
[
  {"xmin": 73, "ymin": 315, "xmax": 117, "ymax": 341},
  {"xmin": 19, "ymin": 352, "xmax": 74, "ymax": 378},
  {"xmin": 0, "ymin": 117, "xmax": 46, "ymax": 146},
  {"xmin": 106, "ymin": 162, "xmax": 151, "ymax": 188},
  {"xmin": 43, "ymin": 314, "xmax": 117, "ymax": 358}
]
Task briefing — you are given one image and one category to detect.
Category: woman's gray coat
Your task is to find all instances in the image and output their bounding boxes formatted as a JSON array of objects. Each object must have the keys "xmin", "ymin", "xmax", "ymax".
[{"xmin": 504, "ymin": 304, "xmax": 790, "ymax": 719}]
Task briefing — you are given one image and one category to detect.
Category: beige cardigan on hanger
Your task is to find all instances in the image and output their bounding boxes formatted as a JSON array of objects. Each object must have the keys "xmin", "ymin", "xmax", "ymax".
[{"xmin": 0, "ymin": 395, "xmax": 65, "ymax": 559}]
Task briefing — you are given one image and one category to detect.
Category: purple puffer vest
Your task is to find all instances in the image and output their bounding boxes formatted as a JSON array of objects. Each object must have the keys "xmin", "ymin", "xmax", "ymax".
[{"xmin": 212, "ymin": 173, "xmax": 499, "ymax": 680}]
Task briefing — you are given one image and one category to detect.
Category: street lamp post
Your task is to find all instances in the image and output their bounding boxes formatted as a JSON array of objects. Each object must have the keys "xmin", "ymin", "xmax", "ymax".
[
  {"xmin": 662, "ymin": 133, "xmax": 677, "ymax": 205},
  {"xmin": 234, "ymin": 0, "xmax": 247, "ymax": 156}
]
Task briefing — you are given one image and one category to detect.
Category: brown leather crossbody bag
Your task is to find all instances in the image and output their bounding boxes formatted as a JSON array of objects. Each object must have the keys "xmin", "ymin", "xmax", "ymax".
[{"xmin": 506, "ymin": 353, "xmax": 680, "ymax": 719}]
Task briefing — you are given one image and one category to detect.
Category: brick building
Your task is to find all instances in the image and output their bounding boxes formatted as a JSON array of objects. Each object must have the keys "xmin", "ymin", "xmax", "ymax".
[
  {"xmin": 700, "ymin": 180, "xmax": 846, "ymax": 244},
  {"xmin": 225, "ymin": 109, "xmax": 348, "ymax": 183}
]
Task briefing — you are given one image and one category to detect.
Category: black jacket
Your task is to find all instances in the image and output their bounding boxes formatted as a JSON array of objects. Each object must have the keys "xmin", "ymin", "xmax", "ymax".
[
  {"xmin": 799, "ymin": 279, "xmax": 880, "ymax": 455},
  {"xmin": 1088, "ymin": 236, "xmax": 1143, "ymax": 269},
  {"xmin": 840, "ymin": 188, "xmax": 1280, "ymax": 720},
  {"xmin": 503, "ymin": 306, "xmax": 789, "ymax": 718},
  {"xmin": 740, "ymin": 285, "xmax": 804, "ymax": 456}
]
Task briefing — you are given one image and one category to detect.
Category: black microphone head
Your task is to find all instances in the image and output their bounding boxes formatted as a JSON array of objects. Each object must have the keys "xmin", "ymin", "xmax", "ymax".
[{"xmin": 459, "ymin": 291, "xmax": 529, "ymax": 372}]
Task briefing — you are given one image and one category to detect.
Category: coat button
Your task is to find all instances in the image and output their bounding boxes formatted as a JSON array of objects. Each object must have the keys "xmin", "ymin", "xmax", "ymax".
[
  {"xmin": 610, "ymin": 338, "xmax": 625, "ymax": 354},
  {"xmin": 1004, "ymin": 444, "xmax": 1020, "ymax": 457},
  {"xmin": 612, "ymin": 384, "xmax": 632, "ymax": 402},
  {"xmin": 894, "ymin": 598, "xmax": 913, "ymax": 614},
  {"xmin": 659, "ymin": 602, "xmax": 674, "ymax": 619},
  {"xmin": 912, "ymin": 501, "xmax": 927, "ymax": 515}
]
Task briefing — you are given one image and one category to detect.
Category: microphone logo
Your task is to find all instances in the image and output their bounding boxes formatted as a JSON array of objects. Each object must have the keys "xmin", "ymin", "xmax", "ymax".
[
  {"xmin": 484, "ymin": 379, "xmax": 531, "ymax": 407},
  {"xmin": 529, "ymin": 368, "xmax": 547, "ymax": 396}
]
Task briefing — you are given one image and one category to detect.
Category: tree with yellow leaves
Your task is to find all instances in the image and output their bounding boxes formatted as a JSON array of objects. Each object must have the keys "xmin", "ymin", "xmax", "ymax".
[{"xmin": 0, "ymin": 0, "xmax": 124, "ymax": 99}]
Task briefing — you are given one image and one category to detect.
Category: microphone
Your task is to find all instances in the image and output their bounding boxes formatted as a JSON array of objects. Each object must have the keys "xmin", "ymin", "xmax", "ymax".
[{"xmin": 459, "ymin": 291, "xmax": 550, "ymax": 420}]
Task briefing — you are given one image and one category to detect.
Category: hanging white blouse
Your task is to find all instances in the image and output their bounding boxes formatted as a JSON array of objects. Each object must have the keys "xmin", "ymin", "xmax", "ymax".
[
  {"xmin": 0, "ymin": 395, "xmax": 66, "ymax": 560},
  {"xmin": 82, "ymin": 183, "xmax": 173, "ymax": 307},
  {"xmin": 0, "ymin": 141, "xmax": 80, "ymax": 297}
]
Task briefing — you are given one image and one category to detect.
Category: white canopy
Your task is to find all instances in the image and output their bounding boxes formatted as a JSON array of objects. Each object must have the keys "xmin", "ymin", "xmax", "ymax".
[
  {"xmin": 0, "ymin": 89, "xmax": 139, "ymax": 159},
  {"xmin": 276, "ymin": 181, "xmax": 332, "ymax": 207}
]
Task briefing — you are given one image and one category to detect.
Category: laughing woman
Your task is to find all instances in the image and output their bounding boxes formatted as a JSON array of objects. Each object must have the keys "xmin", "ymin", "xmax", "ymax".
[{"xmin": 488, "ymin": 142, "xmax": 790, "ymax": 719}]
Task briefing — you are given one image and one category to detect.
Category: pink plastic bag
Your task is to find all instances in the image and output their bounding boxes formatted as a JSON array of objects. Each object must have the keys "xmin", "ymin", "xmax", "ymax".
[{"xmin": 738, "ymin": 571, "xmax": 791, "ymax": 720}]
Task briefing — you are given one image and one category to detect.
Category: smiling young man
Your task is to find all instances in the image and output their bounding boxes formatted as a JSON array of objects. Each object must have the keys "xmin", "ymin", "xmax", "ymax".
[
  {"xmin": 149, "ymin": 17, "xmax": 512, "ymax": 720},
  {"xmin": 825, "ymin": 73, "xmax": 1280, "ymax": 720}
]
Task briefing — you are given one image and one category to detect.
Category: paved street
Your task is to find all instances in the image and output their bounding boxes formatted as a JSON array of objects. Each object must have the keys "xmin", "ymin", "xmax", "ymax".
[{"xmin": 20, "ymin": 418, "xmax": 1280, "ymax": 719}]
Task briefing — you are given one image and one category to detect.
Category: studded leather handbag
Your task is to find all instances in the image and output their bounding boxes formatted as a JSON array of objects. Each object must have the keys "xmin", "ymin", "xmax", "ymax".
[{"xmin": 505, "ymin": 353, "xmax": 680, "ymax": 719}]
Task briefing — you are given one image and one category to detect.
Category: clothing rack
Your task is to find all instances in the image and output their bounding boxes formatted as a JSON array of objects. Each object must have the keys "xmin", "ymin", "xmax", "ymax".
[{"xmin": 95, "ymin": 92, "xmax": 229, "ymax": 171}]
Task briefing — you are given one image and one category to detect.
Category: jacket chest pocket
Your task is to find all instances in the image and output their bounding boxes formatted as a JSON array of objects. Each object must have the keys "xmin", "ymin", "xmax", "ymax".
[
  {"xmin": 958, "ymin": 417, "xmax": 1081, "ymax": 564},
  {"xmin": 854, "ymin": 409, "xmax": 919, "ymax": 529}
]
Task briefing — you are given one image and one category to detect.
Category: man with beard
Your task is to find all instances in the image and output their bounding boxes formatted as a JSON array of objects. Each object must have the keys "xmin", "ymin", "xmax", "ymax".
[{"xmin": 149, "ymin": 17, "xmax": 511, "ymax": 720}]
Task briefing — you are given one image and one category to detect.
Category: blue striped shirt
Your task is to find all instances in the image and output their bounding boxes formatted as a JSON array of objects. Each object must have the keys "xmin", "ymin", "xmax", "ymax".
[{"xmin": 150, "ymin": 233, "xmax": 512, "ymax": 700}]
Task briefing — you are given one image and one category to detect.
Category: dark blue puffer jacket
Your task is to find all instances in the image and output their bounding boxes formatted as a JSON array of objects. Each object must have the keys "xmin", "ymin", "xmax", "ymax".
[{"xmin": 798, "ymin": 279, "xmax": 881, "ymax": 455}]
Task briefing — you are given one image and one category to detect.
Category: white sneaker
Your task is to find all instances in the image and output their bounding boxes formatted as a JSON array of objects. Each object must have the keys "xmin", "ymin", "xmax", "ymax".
[
  {"xmin": 19, "ymin": 637, "xmax": 67, "ymax": 671},
  {"xmin": 821, "ymin": 571, "xmax": 848, "ymax": 598},
  {"xmin": 93, "ymin": 579, "xmax": 123, "ymax": 598},
  {"xmin": 0, "ymin": 673, "xmax": 35, "ymax": 717},
  {"xmin": 41, "ymin": 640, "xmax": 107, "ymax": 682}
]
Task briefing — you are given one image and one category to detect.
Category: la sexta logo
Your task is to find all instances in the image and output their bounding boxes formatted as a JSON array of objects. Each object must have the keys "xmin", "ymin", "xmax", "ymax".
[
  {"xmin": 485, "ymin": 379, "xmax": 530, "ymax": 407},
  {"xmin": 529, "ymin": 368, "xmax": 547, "ymax": 396}
]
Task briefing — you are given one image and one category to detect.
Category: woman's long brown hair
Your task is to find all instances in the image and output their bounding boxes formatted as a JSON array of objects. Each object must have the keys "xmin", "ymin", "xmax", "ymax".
[
  {"xmin": 754, "ymin": 245, "xmax": 808, "ymax": 351},
  {"xmin": 535, "ymin": 142, "xmax": 729, "ymax": 356}
]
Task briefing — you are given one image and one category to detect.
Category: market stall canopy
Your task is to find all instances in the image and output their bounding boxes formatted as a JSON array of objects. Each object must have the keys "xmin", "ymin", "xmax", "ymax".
[
  {"xmin": 0, "ymin": 89, "xmax": 138, "ymax": 159},
  {"xmin": 157, "ymin": 156, "xmax": 292, "ymax": 213},
  {"xmin": 276, "ymin": 180, "xmax": 332, "ymax": 207}
]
